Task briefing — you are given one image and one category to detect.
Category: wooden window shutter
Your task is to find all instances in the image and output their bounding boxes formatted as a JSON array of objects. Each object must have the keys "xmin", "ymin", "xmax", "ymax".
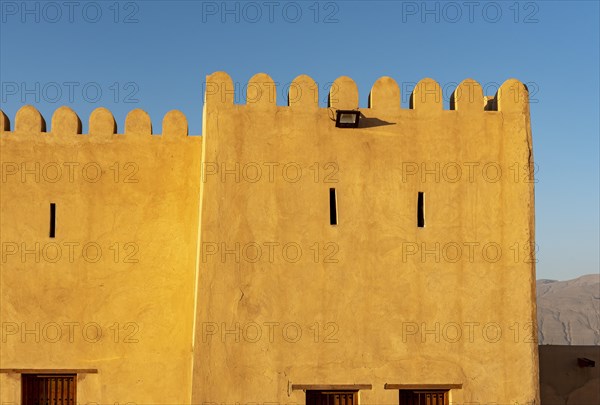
[{"xmin": 22, "ymin": 374, "xmax": 76, "ymax": 405}]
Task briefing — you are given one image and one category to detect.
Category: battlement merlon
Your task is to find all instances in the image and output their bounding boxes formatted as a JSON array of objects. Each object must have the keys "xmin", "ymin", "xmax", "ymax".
[
  {"xmin": 200, "ymin": 72, "xmax": 533, "ymax": 171},
  {"xmin": 0, "ymin": 106, "xmax": 189, "ymax": 138},
  {"xmin": 204, "ymin": 72, "xmax": 529, "ymax": 114},
  {"xmin": 0, "ymin": 73, "xmax": 530, "ymax": 136}
]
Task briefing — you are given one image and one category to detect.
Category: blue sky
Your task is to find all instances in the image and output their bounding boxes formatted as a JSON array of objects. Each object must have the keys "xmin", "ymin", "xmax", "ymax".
[{"xmin": 1, "ymin": 0, "xmax": 598, "ymax": 280}]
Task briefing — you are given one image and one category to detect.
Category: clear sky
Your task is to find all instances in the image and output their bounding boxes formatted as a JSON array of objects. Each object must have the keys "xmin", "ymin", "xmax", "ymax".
[{"xmin": 1, "ymin": 0, "xmax": 598, "ymax": 281}]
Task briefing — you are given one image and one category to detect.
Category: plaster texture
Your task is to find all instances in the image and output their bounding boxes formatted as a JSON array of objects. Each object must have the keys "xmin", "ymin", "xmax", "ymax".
[{"xmin": 0, "ymin": 73, "xmax": 538, "ymax": 404}]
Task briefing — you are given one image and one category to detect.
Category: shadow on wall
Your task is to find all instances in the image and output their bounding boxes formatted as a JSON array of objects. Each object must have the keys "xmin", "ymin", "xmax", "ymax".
[
  {"xmin": 539, "ymin": 345, "xmax": 600, "ymax": 405},
  {"xmin": 359, "ymin": 115, "xmax": 395, "ymax": 128}
]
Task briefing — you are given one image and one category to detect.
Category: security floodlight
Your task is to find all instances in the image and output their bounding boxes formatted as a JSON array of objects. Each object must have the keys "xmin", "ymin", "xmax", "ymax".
[{"xmin": 335, "ymin": 110, "xmax": 360, "ymax": 128}]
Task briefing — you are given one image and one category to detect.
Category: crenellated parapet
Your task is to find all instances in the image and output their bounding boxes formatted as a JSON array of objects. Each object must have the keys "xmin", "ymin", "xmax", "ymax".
[
  {"xmin": 204, "ymin": 71, "xmax": 530, "ymax": 114},
  {"xmin": 0, "ymin": 106, "xmax": 190, "ymax": 138},
  {"xmin": 0, "ymin": 72, "xmax": 531, "ymax": 143},
  {"xmin": 0, "ymin": 73, "xmax": 530, "ymax": 137}
]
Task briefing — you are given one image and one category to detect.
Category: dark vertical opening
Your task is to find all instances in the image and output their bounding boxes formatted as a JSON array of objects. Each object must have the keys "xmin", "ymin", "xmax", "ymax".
[
  {"xmin": 329, "ymin": 188, "xmax": 338, "ymax": 225},
  {"xmin": 49, "ymin": 203, "xmax": 56, "ymax": 238},
  {"xmin": 417, "ymin": 192, "xmax": 425, "ymax": 228}
]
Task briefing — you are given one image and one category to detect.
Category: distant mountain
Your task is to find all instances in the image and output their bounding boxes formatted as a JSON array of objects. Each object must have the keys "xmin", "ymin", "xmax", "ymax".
[{"xmin": 537, "ymin": 274, "xmax": 600, "ymax": 345}]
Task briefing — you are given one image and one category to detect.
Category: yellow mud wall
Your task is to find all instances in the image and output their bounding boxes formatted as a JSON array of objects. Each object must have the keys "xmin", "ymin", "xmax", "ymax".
[
  {"xmin": 192, "ymin": 73, "xmax": 539, "ymax": 404},
  {"xmin": 0, "ymin": 107, "xmax": 201, "ymax": 403},
  {"xmin": 0, "ymin": 71, "xmax": 539, "ymax": 405}
]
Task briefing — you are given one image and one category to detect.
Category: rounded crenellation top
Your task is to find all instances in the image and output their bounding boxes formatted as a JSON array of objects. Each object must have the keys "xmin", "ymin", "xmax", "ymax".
[
  {"xmin": 202, "ymin": 72, "xmax": 528, "ymax": 112},
  {"xmin": 0, "ymin": 74, "xmax": 530, "ymax": 137},
  {"xmin": 1, "ymin": 106, "xmax": 194, "ymax": 138}
]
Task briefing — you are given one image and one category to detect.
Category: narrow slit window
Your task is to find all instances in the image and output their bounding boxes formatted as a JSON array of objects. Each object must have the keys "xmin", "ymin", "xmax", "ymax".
[
  {"xmin": 329, "ymin": 188, "xmax": 338, "ymax": 225},
  {"xmin": 417, "ymin": 192, "xmax": 425, "ymax": 228},
  {"xmin": 49, "ymin": 203, "xmax": 56, "ymax": 238}
]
